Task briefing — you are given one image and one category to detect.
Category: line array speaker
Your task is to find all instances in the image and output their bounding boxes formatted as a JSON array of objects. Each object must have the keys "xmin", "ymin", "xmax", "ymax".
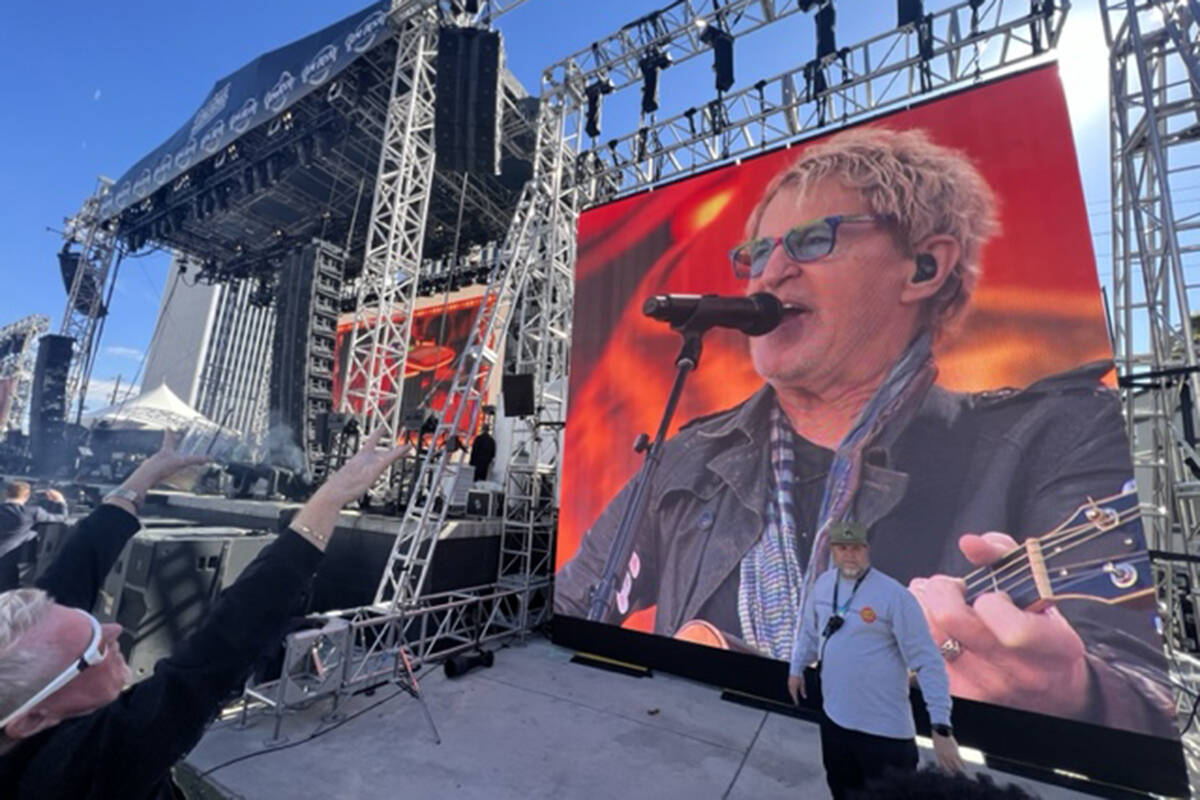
[
  {"xmin": 435, "ymin": 26, "xmax": 503, "ymax": 175},
  {"xmin": 29, "ymin": 334, "xmax": 74, "ymax": 476},
  {"xmin": 268, "ymin": 240, "xmax": 344, "ymax": 481},
  {"xmin": 93, "ymin": 528, "xmax": 277, "ymax": 681}
]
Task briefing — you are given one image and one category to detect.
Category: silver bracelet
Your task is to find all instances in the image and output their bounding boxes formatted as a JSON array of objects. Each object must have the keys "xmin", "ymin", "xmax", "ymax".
[
  {"xmin": 105, "ymin": 487, "xmax": 142, "ymax": 512},
  {"xmin": 290, "ymin": 521, "xmax": 329, "ymax": 548}
]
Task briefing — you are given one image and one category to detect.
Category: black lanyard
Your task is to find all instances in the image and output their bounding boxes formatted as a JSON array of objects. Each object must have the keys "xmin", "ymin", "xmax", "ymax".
[
  {"xmin": 832, "ymin": 567, "xmax": 871, "ymax": 616},
  {"xmin": 818, "ymin": 568, "xmax": 871, "ymax": 671}
]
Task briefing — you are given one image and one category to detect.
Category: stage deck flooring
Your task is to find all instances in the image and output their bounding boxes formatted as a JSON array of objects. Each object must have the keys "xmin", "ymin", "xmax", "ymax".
[{"xmin": 184, "ymin": 637, "xmax": 1104, "ymax": 799}]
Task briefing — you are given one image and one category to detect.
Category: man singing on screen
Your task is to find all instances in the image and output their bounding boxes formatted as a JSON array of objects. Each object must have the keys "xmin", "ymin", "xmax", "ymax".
[{"xmin": 555, "ymin": 126, "xmax": 1176, "ymax": 737}]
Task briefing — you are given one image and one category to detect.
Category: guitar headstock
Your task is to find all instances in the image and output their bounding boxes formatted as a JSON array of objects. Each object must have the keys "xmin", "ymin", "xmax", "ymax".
[{"xmin": 965, "ymin": 489, "xmax": 1152, "ymax": 610}]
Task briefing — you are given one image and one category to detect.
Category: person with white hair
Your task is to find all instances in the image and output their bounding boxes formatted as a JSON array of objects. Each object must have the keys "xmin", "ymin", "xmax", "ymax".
[
  {"xmin": 556, "ymin": 126, "xmax": 1175, "ymax": 738},
  {"xmin": 0, "ymin": 429, "xmax": 407, "ymax": 799}
]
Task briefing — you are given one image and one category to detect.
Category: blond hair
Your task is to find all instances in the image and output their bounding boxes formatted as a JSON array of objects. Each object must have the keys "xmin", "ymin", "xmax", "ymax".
[
  {"xmin": 3, "ymin": 482, "xmax": 29, "ymax": 501},
  {"xmin": 748, "ymin": 127, "xmax": 999, "ymax": 335},
  {"xmin": 0, "ymin": 589, "xmax": 56, "ymax": 724}
]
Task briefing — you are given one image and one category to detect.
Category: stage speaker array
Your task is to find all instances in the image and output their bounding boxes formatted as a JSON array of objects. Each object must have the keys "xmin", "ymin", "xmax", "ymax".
[
  {"xmin": 93, "ymin": 527, "xmax": 276, "ymax": 681},
  {"xmin": 29, "ymin": 334, "xmax": 74, "ymax": 476},
  {"xmin": 435, "ymin": 26, "xmax": 503, "ymax": 175},
  {"xmin": 268, "ymin": 240, "xmax": 344, "ymax": 482},
  {"xmin": 501, "ymin": 373, "xmax": 535, "ymax": 417}
]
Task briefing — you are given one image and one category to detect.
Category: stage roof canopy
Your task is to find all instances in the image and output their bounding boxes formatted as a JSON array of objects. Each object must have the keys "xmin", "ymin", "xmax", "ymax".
[{"xmin": 101, "ymin": 2, "xmax": 390, "ymax": 222}]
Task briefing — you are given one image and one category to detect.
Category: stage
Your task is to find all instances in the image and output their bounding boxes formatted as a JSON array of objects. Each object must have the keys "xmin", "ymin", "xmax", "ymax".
[{"xmin": 181, "ymin": 637, "xmax": 1098, "ymax": 800}]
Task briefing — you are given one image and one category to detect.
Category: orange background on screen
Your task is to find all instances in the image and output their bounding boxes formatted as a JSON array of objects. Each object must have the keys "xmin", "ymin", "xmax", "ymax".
[{"xmin": 557, "ymin": 65, "xmax": 1111, "ymax": 634}]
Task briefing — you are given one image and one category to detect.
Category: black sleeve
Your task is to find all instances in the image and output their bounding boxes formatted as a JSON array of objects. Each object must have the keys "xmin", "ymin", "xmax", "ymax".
[
  {"xmin": 554, "ymin": 475, "xmax": 659, "ymax": 623},
  {"xmin": 29, "ymin": 501, "xmax": 68, "ymax": 523},
  {"xmin": 32, "ymin": 530, "xmax": 324, "ymax": 799},
  {"xmin": 35, "ymin": 504, "xmax": 141, "ymax": 611}
]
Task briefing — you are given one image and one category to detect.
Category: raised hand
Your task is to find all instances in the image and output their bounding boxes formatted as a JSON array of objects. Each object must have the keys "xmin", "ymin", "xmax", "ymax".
[
  {"xmin": 287, "ymin": 428, "xmax": 411, "ymax": 550},
  {"xmin": 317, "ymin": 427, "xmax": 409, "ymax": 506}
]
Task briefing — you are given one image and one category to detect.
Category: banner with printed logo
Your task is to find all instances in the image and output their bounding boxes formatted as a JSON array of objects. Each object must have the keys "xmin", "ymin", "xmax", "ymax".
[{"xmin": 101, "ymin": 1, "xmax": 390, "ymax": 221}]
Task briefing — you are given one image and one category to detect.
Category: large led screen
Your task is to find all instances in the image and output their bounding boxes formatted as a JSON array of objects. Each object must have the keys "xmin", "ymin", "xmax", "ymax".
[
  {"xmin": 554, "ymin": 64, "xmax": 1182, "ymax": 791},
  {"xmin": 333, "ymin": 294, "xmax": 488, "ymax": 428}
]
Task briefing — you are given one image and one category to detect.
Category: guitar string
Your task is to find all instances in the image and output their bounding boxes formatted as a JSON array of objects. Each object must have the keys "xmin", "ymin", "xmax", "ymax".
[
  {"xmin": 958, "ymin": 507, "xmax": 1140, "ymax": 595},
  {"xmin": 965, "ymin": 552, "xmax": 1146, "ymax": 603},
  {"xmin": 958, "ymin": 502, "xmax": 1137, "ymax": 588},
  {"xmin": 960, "ymin": 513, "xmax": 1137, "ymax": 599},
  {"xmin": 960, "ymin": 513, "xmax": 1136, "ymax": 594}
]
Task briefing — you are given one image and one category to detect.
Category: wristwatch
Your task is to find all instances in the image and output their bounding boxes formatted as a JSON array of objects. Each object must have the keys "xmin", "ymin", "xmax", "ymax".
[
  {"xmin": 105, "ymin": 487, "xmax": 142, "ymax": 512},
  {"xmin": 932, "ymin": 724, "xmax": 954, "ymax": 738}
]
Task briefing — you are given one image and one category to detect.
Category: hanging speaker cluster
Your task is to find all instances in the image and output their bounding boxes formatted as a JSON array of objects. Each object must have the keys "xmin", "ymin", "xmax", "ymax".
[{"xmin": 434, "ymin": 26, "xmax": 503, "ymax": 175}]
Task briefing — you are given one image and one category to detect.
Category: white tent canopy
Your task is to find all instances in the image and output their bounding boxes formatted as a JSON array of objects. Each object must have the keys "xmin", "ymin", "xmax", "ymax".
[{"xmin": 82, "ymin": 383, "xmax": 216, "ymax": 431}]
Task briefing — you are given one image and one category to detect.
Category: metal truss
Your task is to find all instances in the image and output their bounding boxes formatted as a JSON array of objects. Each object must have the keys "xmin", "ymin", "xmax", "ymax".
[
  {"xmin": 498, "ymin": 95, "xmax": 578, "ymax": 633},
  {"xmin": 59, "ymin": 178, "xmax": 120, "ymax": 420},
  {"xmin": 575, "ymin": 0, "xmax": 1067, "ymax": 201},
  {"xmin": 373, "ymin": 100, "xmax": 573, "ymax": 611},
  {"xmin": 543, "ymin": 0, "xmax": 810, "ymax": 97},
  {"xmin": 337, "ymin": 10, "xmax": 439, "ymax": 458},
  {"xmin": 243, "ymin": 581, "xmax": 548, "ymax": 739},
  {"xmin": 1103, "ymin": 0, "xmax": 1200, "ymax": 775},
  {"xmin": 0, "ymin": 315, "xmax": 49, "ymax": 432}
]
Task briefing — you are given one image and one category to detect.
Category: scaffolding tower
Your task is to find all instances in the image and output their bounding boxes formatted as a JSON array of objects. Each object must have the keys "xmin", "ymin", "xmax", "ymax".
[
  {"xmin": 1103, "ymin": 0, "xmax": 1200, "ymax": 777},
  {"xmin": 59, "ymin": 178, "xmax": 120, "ymax": 420},
  {"xmin": 0, "ymin": 315, "xmax": 50, "ymax": 433}
]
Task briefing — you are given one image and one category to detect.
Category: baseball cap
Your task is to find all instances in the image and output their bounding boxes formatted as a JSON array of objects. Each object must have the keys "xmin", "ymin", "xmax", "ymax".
[{"xmin": 827, "ymin": 520, "xmax": 869, "ymax": 545}]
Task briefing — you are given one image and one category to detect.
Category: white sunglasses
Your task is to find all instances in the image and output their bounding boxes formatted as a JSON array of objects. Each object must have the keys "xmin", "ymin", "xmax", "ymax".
[{"xmin": 0, "ymin": 609, "xmax": 108, "ymax": 730}]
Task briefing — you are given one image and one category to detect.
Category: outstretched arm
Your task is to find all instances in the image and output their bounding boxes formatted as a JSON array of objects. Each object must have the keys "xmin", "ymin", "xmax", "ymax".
[
  {"xmin": 93, "ymin": 428, "xmax": 407, "ymax": 798},
  {"xmin": 37, "ymin": 432, "xmax": 208, "ymax": 610}
]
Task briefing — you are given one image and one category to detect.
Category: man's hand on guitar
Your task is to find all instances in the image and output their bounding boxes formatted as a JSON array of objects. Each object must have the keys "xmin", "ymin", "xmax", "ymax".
[
  {"xmin": 908, "ymin": 532, "xmax": 1090, "ymax": 718},
  {"xmin": 787, "ymin": 673, "xmax": 806, "ymax": 705}
]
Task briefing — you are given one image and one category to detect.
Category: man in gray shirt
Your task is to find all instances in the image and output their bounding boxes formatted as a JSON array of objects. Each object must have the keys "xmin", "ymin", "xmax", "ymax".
[{"xmin": 788, "ymin": 521, "xmax": 963, "ymax": 799}]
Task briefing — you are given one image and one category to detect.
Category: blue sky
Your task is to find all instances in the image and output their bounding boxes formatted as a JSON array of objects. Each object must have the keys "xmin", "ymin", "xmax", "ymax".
[{"xmin": 0, "ymin": 0, "xmax": 1114, "ymax": 412}]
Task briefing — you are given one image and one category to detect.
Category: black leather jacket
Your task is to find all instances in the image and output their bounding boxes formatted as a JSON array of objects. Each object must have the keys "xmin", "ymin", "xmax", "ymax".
[{"xmin": 556, "ymin": 362, "xmax": 1176, "ymax": 737}]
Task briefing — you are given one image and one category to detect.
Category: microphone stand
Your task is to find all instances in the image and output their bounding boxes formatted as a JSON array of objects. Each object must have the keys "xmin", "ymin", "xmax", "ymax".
[{"xmin": 586, "ymin": 323, "xmax": 706, "ymax": 622}]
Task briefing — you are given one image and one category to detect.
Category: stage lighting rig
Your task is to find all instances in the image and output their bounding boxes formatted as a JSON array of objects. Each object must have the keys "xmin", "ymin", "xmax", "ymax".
[
  {"xmin": 584, "ymin": 76, "xmax": 615, "ymax": 139},
  {"xmin": 695, "ymin": 18, "xmax": 735, "ymax": 94},
  {"xmin": 638, "ymin": 46, "xmax": 672, "ymax": 115}
]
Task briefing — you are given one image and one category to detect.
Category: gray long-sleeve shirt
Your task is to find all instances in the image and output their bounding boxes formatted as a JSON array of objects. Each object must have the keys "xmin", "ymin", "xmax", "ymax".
[{"xmin": 790, "ymin": 566, "xmax": 952, "ymax": 739}]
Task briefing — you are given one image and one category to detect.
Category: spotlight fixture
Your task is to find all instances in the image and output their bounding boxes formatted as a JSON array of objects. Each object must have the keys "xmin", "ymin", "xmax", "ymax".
[
  {"xmin": 584, "ymin": 76, "xmax": 615, "ymax": 139},
  {"xmin": 696, "ymin": 19, "xmax": 735, "ymax": 93},
  {"xmin": 638, "ymin": 46, "xmax": 672, "ymax": 115}
]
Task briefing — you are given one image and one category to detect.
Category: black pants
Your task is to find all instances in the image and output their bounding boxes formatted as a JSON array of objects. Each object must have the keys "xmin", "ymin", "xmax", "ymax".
[
  {"xmin": 819, "ymin": 714, "xmax": 918, "ymax": 800},
  {"xmin": 0, "ymin": 547, "xmax": 21, "ymax": 591}
]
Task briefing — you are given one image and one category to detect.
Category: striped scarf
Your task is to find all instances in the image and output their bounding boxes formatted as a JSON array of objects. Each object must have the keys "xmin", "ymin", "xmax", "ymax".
[{"xmin": 738, "ymin": 332, "xmax": 935, "ymax": 659}]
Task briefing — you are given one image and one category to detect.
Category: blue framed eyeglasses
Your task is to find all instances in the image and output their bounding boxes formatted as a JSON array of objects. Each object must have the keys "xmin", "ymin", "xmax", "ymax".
[{"xmin": 729, "ymin": 214, "xmax": 894, "ymax": 279}]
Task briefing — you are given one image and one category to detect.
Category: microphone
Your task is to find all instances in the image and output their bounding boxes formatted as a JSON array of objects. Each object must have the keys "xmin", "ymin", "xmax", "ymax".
[{"xmin": 642, "ymin": 292, "xmax": 783, "ymax": 336}]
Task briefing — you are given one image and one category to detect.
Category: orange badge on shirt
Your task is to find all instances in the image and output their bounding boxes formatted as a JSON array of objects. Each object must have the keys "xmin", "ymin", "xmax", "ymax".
[{"xmin": 859, "ymin": 607, "xmax": 877, "ymax": 623}]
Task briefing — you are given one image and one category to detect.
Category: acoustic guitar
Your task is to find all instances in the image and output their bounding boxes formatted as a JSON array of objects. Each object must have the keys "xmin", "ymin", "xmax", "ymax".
[{"xmin": 675, "ymin": 489, "xmax": 1153, "ymax": 650}]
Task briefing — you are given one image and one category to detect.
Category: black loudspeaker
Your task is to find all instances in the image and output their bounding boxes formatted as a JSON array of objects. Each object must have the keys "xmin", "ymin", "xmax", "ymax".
[
  {"xmin": 466, "ymin": 490, "xmax": 501, "ymax": 518},
  {"xmin": 502, "ymin": 373, "xmax": 535, "ymax": 417},
  {"xmin": 435, "ymin": 26, "xmax": 503, "ymax": 175},
  {"xmin": 268, "ymin": 240, "xmax": 344, "ymax": 481},
  {"xmin": 29, "ymin": 334, "xmax": 74, "ymax": 476},
  {"xmin": 815, "ymin": 2, "xmax": 837, "ymax": 60},
  {"xmin": 897, "ymin": 0, "xmax": 924, "ymax": 26},
  {"xmin": 93, "ymin": 528, "xmax": 276, "ymax": 681}
]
